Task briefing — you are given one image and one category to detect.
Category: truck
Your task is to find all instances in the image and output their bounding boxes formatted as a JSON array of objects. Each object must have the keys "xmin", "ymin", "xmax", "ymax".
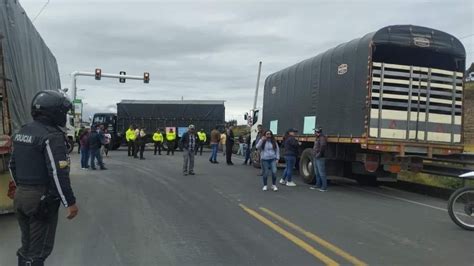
[
  {"xmin": 246, "ymin": 25, "xmax": 466, "ymax": 185},
  {"xmin": 1, "ymin": 1, "xmax": 63, "ymax": 213},
  {"xmin": 93, "ymin": 100, "xmax": 226, "ymax": 150}
]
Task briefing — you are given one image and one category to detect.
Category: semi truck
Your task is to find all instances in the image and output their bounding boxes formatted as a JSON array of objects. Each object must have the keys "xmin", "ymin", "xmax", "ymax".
[
  {"xmin": 93, "ymin": 100, "xmax": 226, "ymax": 150},
  {"xmin": 1, "ymin": 1, "xmax": 63, "ymax": 213},
  {"xmin": 246, "ymin": 25, "xmax": 466, "ymax": 185}
]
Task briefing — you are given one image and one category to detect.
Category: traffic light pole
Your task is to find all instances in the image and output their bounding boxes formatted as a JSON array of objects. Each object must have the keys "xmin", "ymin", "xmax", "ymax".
[{"xmin": 70, "ymin": 70, "xmax": 148, "ymax": 100}]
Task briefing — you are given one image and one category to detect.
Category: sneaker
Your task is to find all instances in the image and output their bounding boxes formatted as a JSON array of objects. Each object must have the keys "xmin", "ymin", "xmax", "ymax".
[
  {"xmin": 279, "ymin": 179, "xmax": 286, "ymax": 185},
  {"xmin": 189, "ymin": 172, "xmax": 195, "ymax": 175},
  {"xmin": 262, "ymin": 185, "xmax": 268, "ymax": 191},
  {"xmin": 309, "ymin": 186, "xmax": 319, "ymax": 190},
  {"xmin": 318, "ymin": 188, "xmax": 327, "ymax": 192},
  {"xmin": 286, "ymin": 181, "xmax": 296, "ymax": 187},
  {"xmin": 271, "ymin": 185, "xmax": 278, "ymax": 192}
]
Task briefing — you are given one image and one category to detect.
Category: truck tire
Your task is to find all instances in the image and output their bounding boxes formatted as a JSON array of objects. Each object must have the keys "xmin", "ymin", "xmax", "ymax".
[
  {"xmin": 67, "ymin": 138, "xmax": 74, "ymax": 154},
  {"xmin": 299, "ymin": 148, "xmax": 315, "ymax": 184},
  {"xmin": 355, "ymin": 175, "xmax": 378, "ymax": 186}
]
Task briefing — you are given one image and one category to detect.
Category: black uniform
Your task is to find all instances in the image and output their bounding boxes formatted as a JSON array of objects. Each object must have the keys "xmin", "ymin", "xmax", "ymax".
[
  {"xmin": 9, "ymin": 90, "xmax": 76, "ymax": 266},
  {"xmin": 10, "ymin": 119, "xmax": 76, "ymax": 265},
  {"xmin": 225, "ymin": 128, "xmax": 234, "ymax": 165}
]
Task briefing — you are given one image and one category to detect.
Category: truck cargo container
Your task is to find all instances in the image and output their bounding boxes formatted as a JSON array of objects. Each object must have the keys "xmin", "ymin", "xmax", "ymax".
[{"xmin": 247, "ymin": 25, "xmax": 466, "ymax": 185}]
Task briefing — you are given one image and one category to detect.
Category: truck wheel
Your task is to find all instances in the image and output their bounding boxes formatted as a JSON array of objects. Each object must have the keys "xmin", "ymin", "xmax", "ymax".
[
  {"xmin": 355, "ymin": 175, "xmax": 378, "ymax": 186},
  {"xmin": 67, "ymin": 139, "xmax": 74, "ymax": 154},
  {"xmin": 299, "ymin": 148, "xmax": 315, "ymax": 184}
]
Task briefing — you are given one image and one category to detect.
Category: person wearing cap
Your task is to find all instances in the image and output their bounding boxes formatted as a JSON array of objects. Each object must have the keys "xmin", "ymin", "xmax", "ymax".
[
  {"xmin": 180, "ymin": 125, "xmax": 197, "ymax": 175},
  {"xmin": 153, "ymin": 128, "xmax": 164, "ymax": 155},
  {"xmin": 280, "ymin": 128, "xmax": 299, "ymax": 187},
  {"xmin": 166, "ymin": 128, "xmax": 177, "ymax": 155},
  {"xmin": 310, "ymin": 127, "xmax": 328, "ymax": 191}
]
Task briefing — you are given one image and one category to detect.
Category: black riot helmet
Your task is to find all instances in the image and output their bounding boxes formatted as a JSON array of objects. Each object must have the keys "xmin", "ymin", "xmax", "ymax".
[{"xmin": 31, "ymin": 90, "xmax": 72, "ymax": 127}]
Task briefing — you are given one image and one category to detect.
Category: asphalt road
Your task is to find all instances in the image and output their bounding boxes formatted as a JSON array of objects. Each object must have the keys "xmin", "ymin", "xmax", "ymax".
[{"xmin": 1, "ymin": 149, "xmax": 473, "ymax": 266}]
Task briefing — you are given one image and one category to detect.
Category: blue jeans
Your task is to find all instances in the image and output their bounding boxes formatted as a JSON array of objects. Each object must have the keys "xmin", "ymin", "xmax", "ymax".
[
  {"xmin": 313, "ymin": 157, "xmax": 327, "ymax": 190},
  {"xmin": 262, "ymin": 159, "xmax": 277, "ymax": 186},
  {"xmin": 210, "ymin": 144, "xmax": 218, "ymax": 162},
  {"xmin": 80, "ymin": 147, "xmax": 90, "ymax": 168},
  {"xmin": 90, "ymin": 149, "xmax": 104, "ymax": 169},
  {"xmin": 283, "ymin": 155, "xmax": 296, "ymax": 182}
]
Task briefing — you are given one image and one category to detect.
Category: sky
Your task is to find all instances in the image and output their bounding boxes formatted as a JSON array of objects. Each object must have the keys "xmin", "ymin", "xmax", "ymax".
[{"xmin": 20, "ymin": 0, "xmax": 474, "ymax": 124}]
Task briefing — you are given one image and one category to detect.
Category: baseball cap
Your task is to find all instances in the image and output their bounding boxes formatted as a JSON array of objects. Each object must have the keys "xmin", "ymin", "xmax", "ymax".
[{"xmin": 188, "ymin": 124, "xmax": 195, "ymax": 129}]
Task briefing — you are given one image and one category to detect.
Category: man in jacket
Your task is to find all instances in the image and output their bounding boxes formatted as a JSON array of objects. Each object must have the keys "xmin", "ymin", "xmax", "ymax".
[
  {"xmin": 166, "ymin": 128, "xmax": 176, "ymax": 155},
  {"xmin": 89, "ymin": 124, "xmax": 107, "ymax": 170},
  {"xmin": 153, "ymin": 128, "xmax": 164, "ymax": 155},
  {"xmin": 79, "ymin": 128, "xmax": 90, "ymax": 169},
  {"xmin": 280, "ymin": 128, "xmax": 299, "ymax": 187},
  {"xmin": 126, "ymin": 125, "xmax": 136, "ymax": 157},
  {"xmin": 225, "ymin": 126, "xmax": 235, "ymax": 165},
  {"xmin": 310, "ymin": 127, "xmax": 328, "ymax": 191},
  {"xmin": 209, "ymin": 126, "xmax": 221, "ymax": 164},
  {"xmin": 135, "ymin": 128, "xmax": 147, "ymax": 160},
  {"xmin": 180, "ymin": 125, "xmax": 197, "ymax": 175},
  {"xmin": 195, "ymin": 129, "xmax": 207, "ymax": 156},
  {"xmin": 9, "ymin": 90, "xmax": 78, "ymax": 265}
]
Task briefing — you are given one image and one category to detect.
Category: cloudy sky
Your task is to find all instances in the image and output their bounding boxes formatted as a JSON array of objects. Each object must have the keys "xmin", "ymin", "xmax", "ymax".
[{"xmin": 20, "ymin": 0, "xmax": 474, "ymax": 123}]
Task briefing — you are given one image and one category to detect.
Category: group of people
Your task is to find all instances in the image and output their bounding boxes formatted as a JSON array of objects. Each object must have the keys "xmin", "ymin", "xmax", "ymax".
[
  {"xmin": 253, "ymin": 124, "xmax": 328, "ymax": 192},
  {"xmin": 77, "ymin": 124, "xmax": 111, "ymax": 170},
  {"xmin": 209, "ymin": 125, "xmax": 236, "ymax": 165}
]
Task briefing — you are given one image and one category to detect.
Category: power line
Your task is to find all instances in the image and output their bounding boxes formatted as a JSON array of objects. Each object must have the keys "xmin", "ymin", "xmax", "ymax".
[{"xmin": 32, "ymin": 0, "xmax": 50, "ymax": 23}]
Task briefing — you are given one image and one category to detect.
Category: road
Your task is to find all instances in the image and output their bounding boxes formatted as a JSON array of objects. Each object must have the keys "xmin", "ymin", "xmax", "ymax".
[{"xmin": 1, "ymin": 149, "xmax": 473, "ymax": 266}]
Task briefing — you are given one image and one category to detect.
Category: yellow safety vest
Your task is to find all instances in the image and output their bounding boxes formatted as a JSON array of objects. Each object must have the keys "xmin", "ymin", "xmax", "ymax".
[
  {"xmin": 166, "ymin": 132, "xmax": 176, "ymax": 141},
  {"xmin": 153, "ymin": 132, "xmax": 163, "ymax": 142},
  {"xmin": 198, "ymin": 132, "xmax": 207, "ymax": 142},
  {"xmin": 126, "ymin": 128, "xmax": 137, "ymax": 141}
]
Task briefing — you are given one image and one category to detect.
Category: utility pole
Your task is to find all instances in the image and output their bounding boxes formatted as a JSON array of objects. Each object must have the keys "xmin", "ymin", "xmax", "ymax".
[{"xmin": 253, "ymin": 61, "xmax": 262, "ymax": 110}]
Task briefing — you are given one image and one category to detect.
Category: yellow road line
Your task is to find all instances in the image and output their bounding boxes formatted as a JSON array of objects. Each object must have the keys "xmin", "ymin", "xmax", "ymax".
[
  {"xmin": 239, "ymin": 204, "xmax": 339, "ymax": 266},
  {"xmin": 260, "ymin": 207, "xmax": 367, "ymax": 266}
]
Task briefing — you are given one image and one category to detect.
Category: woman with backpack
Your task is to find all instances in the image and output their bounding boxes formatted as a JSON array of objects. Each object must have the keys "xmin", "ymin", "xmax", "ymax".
[{"xmin": 256, "ymin": 130, "xmax": 280, "ymax": 191}]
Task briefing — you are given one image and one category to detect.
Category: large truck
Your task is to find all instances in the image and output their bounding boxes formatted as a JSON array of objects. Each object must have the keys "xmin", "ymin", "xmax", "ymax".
[
  {"xmin": 247, "ymin": 25, "xmax": 466, "ymax": 185},
  {"xmin": 0, "ymin": 1, "xmax": 63, "ymax": 213},
  {"xmin": 93, "ymin": 100, "xmax": 226, "ymax": 150}
]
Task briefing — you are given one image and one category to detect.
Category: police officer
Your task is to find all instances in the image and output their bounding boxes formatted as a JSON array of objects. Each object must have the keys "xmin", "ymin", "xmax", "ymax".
[
  {"xmin": 195, "ymin": 128, "xmax": 207, "ymax": 156},
  {"xmin": 9, "ymin": 90, "xmax": 79, "ymax": 266},
  {"xmin": 152, "ymin": 128, "xmax": 164, "ymax": 155}
]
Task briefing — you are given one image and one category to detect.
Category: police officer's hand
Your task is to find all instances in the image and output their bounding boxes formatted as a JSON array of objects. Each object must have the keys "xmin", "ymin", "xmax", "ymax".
[{"xmin": 67, "ymin": 204, "xmax": 79, "ymax": 220}]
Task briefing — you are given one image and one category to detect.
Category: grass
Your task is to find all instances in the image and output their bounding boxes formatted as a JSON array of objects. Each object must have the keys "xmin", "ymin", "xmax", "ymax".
[{"xmin": 399, "ymin": 170, "xmax": 474, "ymax": 190}]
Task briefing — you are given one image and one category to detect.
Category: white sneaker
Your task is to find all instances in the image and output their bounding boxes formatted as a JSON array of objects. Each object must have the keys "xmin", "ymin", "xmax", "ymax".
[
  {"xmin": 272, "ymin": 185, "xmax": 278, "ymax": 191},
  {"xmin": 262, "ymin": 186, "xmax": 268, "ymax": 191},
  {"xmin": 286, "ymin": 181, "xmax": 296, "ymax": 187},
  {"xmin": 279, "ymin": 179, "xmax": 286, "ymax": 185}
]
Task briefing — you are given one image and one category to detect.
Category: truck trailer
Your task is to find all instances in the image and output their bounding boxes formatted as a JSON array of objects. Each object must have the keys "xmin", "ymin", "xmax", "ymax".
[
  {"xmin": 0, "ymin": 1, "xmax": 63, "ymax": 213},
  {"xmin": 247, "ymin": 25, "xmax": 466, "ymax": 185},
  {"xmin": 93, "ymin": 100, "xmax": 226, "ymax": 149}
]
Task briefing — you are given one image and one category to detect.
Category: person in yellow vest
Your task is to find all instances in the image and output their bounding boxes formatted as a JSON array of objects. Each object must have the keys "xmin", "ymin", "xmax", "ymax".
[
  {"xmin": 153, "ymin": 128, "xmax": 164, "ymax": 155},
  {"xmin": 125, "ymin": 125, "xmax": 136, "ymax": 157},
  {"xmin": 195, "ymin": 128, "xmax": 207, "ymax": 156},
  {"xmin": 166, "ymin": 128, "xmax": 177, "ymax": 155}
]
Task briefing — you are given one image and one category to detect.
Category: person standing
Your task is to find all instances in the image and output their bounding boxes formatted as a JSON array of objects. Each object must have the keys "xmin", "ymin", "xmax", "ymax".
[
  {"xmin": 280, "ymin": 128, "xmax": 299, "ymax": 187},
  {"xmin": 243, "ymin": 133, "xmax": 252, "ymax": 165},
  {"xmin": 79, "ymin": 128, "xmax": 91, "ymax": 169},
  {"xmin": 76, "ymin": 126, "xmax": 85, "ymax": 154},
  {"xmin": 126, "ymin": 125, "xmax": 136, "ymax": 157},
  {"xmin": 220, "ymin": 131, "xmax": 227, "ymax": 155},
  {"xmin": 237, "ymin": 135, "xmax": 245, "ymax": 156},
  {"xmin": 256, "ymin": 130, "xmax": 280, "ymax": 191},
  {"xmin": 225, "ymin": 126, "xmax": 235, "ymax": 165},
  {"xmin": 133, "ymin": 127, "xmax": 140, "ymax": 158},
  {"xmin": 136, "ymin": 128, "xmax": 147, "ymax": 160},
  {"xmin": 166, "ymin": 128, "xmax": 176, "ymax": 155},
  {"xmin": 180, "ymin": 125, "xmax": 197, "ymax": 175},
  {"xmin": 89, "ymin": 125, "xmax": 107, "ymax": 170},
  {"xmin": 209, "ymin": 126, "xmax": 221, "ymax": 164},
  {"xmin": 103, "ymin": 127, "xmax": 112, "ymax": 157},
  {"xmin": 152, "ymin": 128, "xmax": 164, "ymax": 155},
  {"xmin": 310, "ymin": 127, "xmax": 328, "ymax": 192},
  {"xmin": 9, "ymin": 90, "xmax": 78, "ymax": 265},
  {"xmin": 255, "ymin": 124, "xmax": 264, "ymax": 176},
  {"xmin": 195, "ymin": 128, "xmax": 207, "ymax": 156}
]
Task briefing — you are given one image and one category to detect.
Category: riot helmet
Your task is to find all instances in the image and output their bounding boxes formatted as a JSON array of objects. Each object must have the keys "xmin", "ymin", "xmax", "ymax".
[{"xmin": 31, "ymin": 90, "xmax": 72, "ymax": 127}]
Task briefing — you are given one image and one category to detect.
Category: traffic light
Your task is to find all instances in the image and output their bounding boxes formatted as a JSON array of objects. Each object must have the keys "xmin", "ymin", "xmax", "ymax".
[
  {"xmin": 95, "ymin": 68, "xmax": 102, "ymax": 80},
  {"xmin": 144, "ymin": 72, "xmax": 150, "ymax": 84},
  {"xmin": 119, "ymin": 71, "xmax": 126, "ymax": 83}
]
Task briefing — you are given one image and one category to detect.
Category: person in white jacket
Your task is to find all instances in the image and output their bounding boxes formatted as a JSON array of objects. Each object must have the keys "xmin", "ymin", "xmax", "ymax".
[{"xmin": 256, "ymin": 130, "xmax": 280, "ymax": 191}]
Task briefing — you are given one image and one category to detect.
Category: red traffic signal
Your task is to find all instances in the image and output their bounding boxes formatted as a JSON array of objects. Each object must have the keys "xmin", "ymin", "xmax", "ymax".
[
  {"xmin": 95, "ymin": 68, "xmax": 102, "ymax": 80},
  {"xmin": 144, "ymin": 72, "xmax": 150, "ymax": 84}
]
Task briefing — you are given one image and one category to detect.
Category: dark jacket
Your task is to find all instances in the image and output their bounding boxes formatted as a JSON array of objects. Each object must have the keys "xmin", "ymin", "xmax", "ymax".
[
  {"xmin": 88, "ymin": 130, "xmax": 103, "ymax": 150},
  {"xmin": 180, "ymin": 132, "xmax": 197, "ymax": 150},
  {"xmin": 226, "ymin": 129, "xmax": 234, "ymax": 145},
  {"xmin": 9, "ymin": 119, "xmax": 76, "ymax": 207},
  {"xmin": 283, "ymin": 135, "xmax": 299, "ymax": 157},
  {"xmin": 312, "ymin": 134, "xmax": 327, "ymax": 158},
  {"xmin": 79, "ymin": 131, "xmax": 90, "ymax": 148}
]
